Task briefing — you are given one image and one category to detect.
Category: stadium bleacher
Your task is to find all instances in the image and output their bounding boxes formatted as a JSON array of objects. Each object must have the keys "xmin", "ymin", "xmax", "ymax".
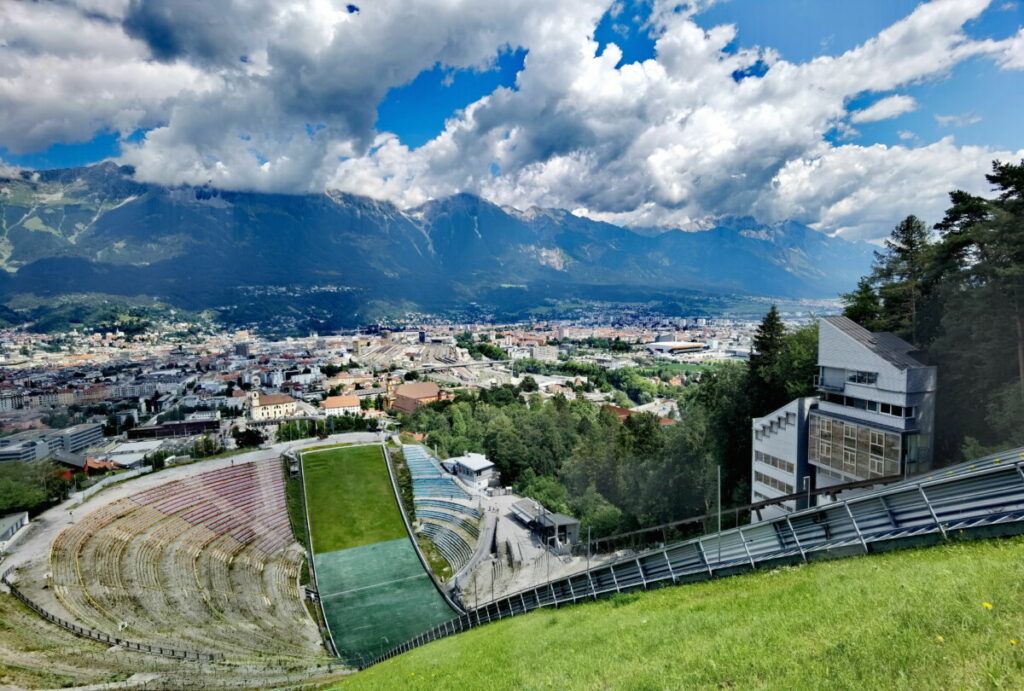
[
  {"xmin": 419, "ymin": 522, "xmax": 473, "ymax": 572},
  {"xmin": 402, "ymin": 445, "xmax": 481, "ymax": 575},
  {"xmin": 49, "ymin": 459, "xmax": 324, "ymax": 662}
]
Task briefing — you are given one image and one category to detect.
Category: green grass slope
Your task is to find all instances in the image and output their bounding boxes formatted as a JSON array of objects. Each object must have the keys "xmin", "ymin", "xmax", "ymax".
[
  {"xmin": 343, "ymin": 537, "xmax": 1024, "ymax": 690},
  {"xmin": 303, "ymin": 444, "xmax": 406, "ymax": 554}
]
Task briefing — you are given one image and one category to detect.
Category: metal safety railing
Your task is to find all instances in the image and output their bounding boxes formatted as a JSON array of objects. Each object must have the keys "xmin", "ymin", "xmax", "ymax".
[
  {"xmin": 363, "ymin": 447, "xmax": 1024, "ymax": 668},
  {"xmin": 0, "ymin": 574, "xmax": 224, "ymax": 662}
]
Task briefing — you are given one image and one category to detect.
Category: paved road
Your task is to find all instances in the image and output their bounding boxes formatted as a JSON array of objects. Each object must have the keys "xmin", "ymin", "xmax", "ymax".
[{"xmin": 1, "ymin": 432, "xmax": 383, "ymax": 579}]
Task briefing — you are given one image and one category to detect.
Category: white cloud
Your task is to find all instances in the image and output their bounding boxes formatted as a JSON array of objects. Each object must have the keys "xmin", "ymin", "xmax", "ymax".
[
  {"xmin": 935, "ymin": 112, "xmax": 983, "ymax": 127},
  {"xmin": 850, "ymin": 95, "xmax": 918, "ymax": 123},
  {"xmin": 897, "ymin": 130, "xmax": 917, "ymax": 140},
  {"xmin": 0, "ymin": 0, "xmax": 1020, "ymax": 240},
  {"xmin": 997, "ymin": 28, "xmax": 1024, "ymax": 69},
  {"xmin": 763, "ymin": 137, "xmax": 1024, "ymax": 241}
]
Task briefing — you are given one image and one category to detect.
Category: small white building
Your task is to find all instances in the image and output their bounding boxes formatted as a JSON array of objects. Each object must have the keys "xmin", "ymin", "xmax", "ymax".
[
  {"xmin": 447, "ymin": 453, "xmax": 496, "ymax": 491},
  {"xmin": 320, "ymin": 395, "xmax": 361, "ymax": 416}
]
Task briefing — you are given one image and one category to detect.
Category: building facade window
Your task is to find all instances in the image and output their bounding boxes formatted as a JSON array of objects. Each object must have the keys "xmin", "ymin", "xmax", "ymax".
[
  {"xmin": 819, "ymin": 440, "xmax": 832, "ymax": 460},
  {"xmin": 754, "ymin": 471, "xmax": 794, "ymax": 495},
  {"xmin": 754, "ymin": 451, "xmax": 795, "ymax": 474},
  {"xmin": 808, "ymin": 412, "xmax": 902, "ymax": 480},
  {"xmin": 847, "ymin": 370, "xmax": 879, "ymax": 384}
]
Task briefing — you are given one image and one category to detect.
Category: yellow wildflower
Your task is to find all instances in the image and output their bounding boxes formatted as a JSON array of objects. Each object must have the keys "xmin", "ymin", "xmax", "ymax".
[
  {"xmin": 983, "ymin": 602, "xmax": 994, "ymax": 610},
  {"xmin": 935, "ymin": 635, "xmax": 945, "ymax": 643},
  {"xmin": 1012, "ymin": 639, "xmax": 1018, "ymax": 646}
]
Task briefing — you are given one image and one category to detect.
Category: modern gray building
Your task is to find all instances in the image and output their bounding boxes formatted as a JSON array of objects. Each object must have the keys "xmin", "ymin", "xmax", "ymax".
[
  {"xmin": 809, "ymin": 316, "xmax": 936, "ymax": 487},
  {"xmin": 751, "ymin": 316, "xmax": 937, "ymax": 520},
  {"xmin": 0, "ymin": 511, "xmax": 29, "ymax": 553},
  {"xmin": 750, "ymin": 397, "xmax": 817, "ymax": 519}
]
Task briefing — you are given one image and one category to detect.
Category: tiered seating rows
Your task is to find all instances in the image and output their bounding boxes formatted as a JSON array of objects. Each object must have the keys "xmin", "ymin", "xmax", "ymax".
[
  {"xmin": 49, "ymin": 459, "xmax": 321, "ymax": 661},
  {"xmin": 416, "ymin": 509, "xmax": 480, "ymax": 538},
  {"xmin": 414, "ymin": 499, "xmax": 480, "ymax": 518},
  {"xmin": 419, "ymin": 522, "xmax": 472, "ymax": 573},
  {"xmin": 127, "ymin": 461, "xmax": 289, "ymax": 557}
]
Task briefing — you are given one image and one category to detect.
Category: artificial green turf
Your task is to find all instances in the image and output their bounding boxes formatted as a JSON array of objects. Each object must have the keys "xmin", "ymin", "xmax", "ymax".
[
  {"xmin": 303, "ymin": 444, "xmax": 407, "ymax": 554},
  {"xmin": 342, "ymin": 537, "xmax": 1024, "ymax": 690},
  {"xmin": 315, "ymin": 539, "xmax": 456, "ymax": 666}
]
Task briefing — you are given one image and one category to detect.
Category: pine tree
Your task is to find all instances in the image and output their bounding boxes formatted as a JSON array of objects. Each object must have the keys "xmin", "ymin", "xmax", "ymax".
[
  {"xmin": 841, "ymin": 277, "xmax": 881, "ymax": 330},
  {"xmin": 748, "ymin": 305, "xmax": 786, "ymax": 415},
  {"xmin": 872, "ymin": 215, "xmax": 932, "ymax": 344}
]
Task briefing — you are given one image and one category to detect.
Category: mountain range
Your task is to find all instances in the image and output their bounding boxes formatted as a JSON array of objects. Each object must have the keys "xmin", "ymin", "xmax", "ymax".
[{"xmin": 0, "ymin": 162, "xmax": 874, "ymax": 331}]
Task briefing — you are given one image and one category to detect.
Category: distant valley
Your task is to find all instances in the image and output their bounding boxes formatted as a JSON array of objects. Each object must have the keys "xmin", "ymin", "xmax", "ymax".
[{"xmin": 0, "ymin": 162, "xmax": 874, "ymax": 332}]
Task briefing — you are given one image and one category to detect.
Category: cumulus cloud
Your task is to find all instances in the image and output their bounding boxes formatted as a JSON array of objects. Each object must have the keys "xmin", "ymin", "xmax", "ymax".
[
  {"xmin": 850, "ymin": 95, "xmax": 918, "ymax": 123},
  {"xmin": 0, "ymin": 0, "xmax": 1021, "ymax": 240},
  {"xmin": 761, "ymin": 137, "xmax": 1024, "ymax": 241}
]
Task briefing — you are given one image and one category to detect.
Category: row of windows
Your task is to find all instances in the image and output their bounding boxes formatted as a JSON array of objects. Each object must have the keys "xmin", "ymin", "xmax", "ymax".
[
  {"xmin": 847, "ymin": 370, "xmax": 878, "ymax": 384},
  {"xmin": 754, "ymin": 450, "xmax": 795, "ymax": 474},
  {"xmin": 754, "ymin": 471, "xmax": 794, "ymax": 495},
  {"xmin": 821, "ymin": 392, "xmax": 915, "ymax": 418},
  {"xmin": 810, "ymin": 414, "xmax": 901, "ymax": 479}
]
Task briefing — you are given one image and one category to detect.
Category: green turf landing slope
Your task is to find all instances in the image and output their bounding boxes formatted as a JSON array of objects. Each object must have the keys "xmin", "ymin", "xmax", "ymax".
[
  {"xmin": 303, "ymin": 445, "xmax": 407, "ymax": 553},
  {"xmin": 316, "ymin": 540, "xmax": 456, "ymax": 665},
  {"xmin": 303, "ymin": 445, "xmax": 456, "ymax": 666},
  {"xmin": 344, "ymin": 538, "xmax": 1024, "ymax": 689}
]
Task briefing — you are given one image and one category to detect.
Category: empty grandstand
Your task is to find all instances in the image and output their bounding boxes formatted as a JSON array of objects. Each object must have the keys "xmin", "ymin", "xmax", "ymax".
[
  {"xmin": 403, "ymin": 445, "xmax": 482, "ymax": 575},
  {"xmin": 403, "ymin": 445, "xmax": 471, "ymax": 500},
  {"xmin": 45, "ymin": 459, "xmax": 329, "ymax": 666}
]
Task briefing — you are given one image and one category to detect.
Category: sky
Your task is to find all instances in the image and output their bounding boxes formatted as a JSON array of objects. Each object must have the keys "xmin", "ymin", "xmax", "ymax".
[{"xmin": 0, "ymin": 0, "xmax": 1022, "ymax": 241}]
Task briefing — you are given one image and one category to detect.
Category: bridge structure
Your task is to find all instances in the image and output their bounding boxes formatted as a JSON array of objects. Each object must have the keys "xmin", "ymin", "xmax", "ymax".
[{"xmin": 365, "ymin": 446, "xmax": 1024, "ymax": 668}]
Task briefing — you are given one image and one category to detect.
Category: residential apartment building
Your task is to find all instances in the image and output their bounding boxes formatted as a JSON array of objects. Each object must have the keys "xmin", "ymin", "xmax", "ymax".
[{"xmin": 321, "ymin": 395, "xmax": 361, "ymax": 416}]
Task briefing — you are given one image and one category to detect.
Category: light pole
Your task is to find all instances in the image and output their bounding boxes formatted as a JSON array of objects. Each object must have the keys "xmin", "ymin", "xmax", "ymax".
[
  {"xmin": 586, "ymin": 526, "xmax": 591, "ymax": 573},
  {"xmin": 717, "ymin": 464, "xmax": 722, "ymax": 562}
]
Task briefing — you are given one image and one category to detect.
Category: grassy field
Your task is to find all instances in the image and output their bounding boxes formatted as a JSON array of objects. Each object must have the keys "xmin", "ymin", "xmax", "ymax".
[
  {"xmin": 303, "ymin": 445, "xmax": 407, "ymax": 554},
  {"xmin": 343, "ymin": 537, "xmax": 1024, "ymax": 689}
]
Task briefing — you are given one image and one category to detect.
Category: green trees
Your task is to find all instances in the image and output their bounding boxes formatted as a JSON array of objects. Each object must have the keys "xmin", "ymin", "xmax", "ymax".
[
  {"xmin": 841, "ymin": 278, "xmax": 881, "ymax": 330},
  {"xmin": 0, "ymin": 460, "xmax": 68, "ymax": 513},
  {"xmin": 843, "ymin": 160, "xmax": 1024, "ymax": 459},
  {"xmin": 871, "ymin": 215, "xmax": 931, "ymax": 343},
  {"xmin": 233, "ymin": 428, "xmax": 264, "ymax": 448},
  {"xmin": 747, "ymin": 305, "xmax": 787, "ymax": 415}
]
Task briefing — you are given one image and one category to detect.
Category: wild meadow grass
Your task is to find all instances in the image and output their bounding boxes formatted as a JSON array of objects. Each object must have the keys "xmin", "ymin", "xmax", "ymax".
[{"xmin": 344, "ymin": 537, "xmax": 1024, "ymax": 689}]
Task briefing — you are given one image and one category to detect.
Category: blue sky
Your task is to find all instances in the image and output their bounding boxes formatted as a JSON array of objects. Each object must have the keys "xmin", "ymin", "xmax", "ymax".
[{"xmin": 5, "ymin": 0, "xmax": 1019, "ymax": 169}]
